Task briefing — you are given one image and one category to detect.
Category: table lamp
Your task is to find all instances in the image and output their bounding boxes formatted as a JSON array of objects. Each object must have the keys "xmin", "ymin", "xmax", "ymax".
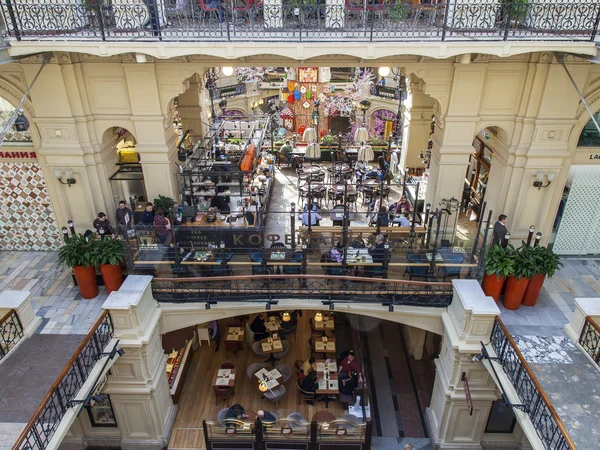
[
  {"xmin": 259, "ymin": 380, "xmax": 268, "ymax": 392},
  {"xmin": 315, "ymin": 312, "xmax": 323, "ymax": 322},
  {"xmin": 282, "ymin": 312, "xmax": 291, "ymax": 322}
]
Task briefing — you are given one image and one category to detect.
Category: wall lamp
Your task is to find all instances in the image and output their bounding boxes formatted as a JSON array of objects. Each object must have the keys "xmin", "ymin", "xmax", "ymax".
[
  {"xmin": 532, "ymin": 171, "xmax": 555, "ymax": 190},
  {"xmin": 472, "ymin": 342, "xmax": 528, "ymax": 413},
  {"xmin": 54, "ymin": 169, "xmax": 76, "ymax": 187}
]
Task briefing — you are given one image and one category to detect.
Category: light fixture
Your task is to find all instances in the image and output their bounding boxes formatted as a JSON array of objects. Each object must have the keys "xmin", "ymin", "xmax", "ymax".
[
  {"xmin": 533, "ymin": 171, "xmax": 554, "ymax": 190},
  {"xmin": 314, "ymin": 312, "xmax": 323, "ymax": 322},
  {"xmin": 14, "ymin": 113, "xmax": 30, "ymax": 132},
  {"xmin": 219, "ymin": 99, "xmax": 228, "ymax": 112},
  {"xmin": 135, "ymin": 53, "xmax": 147, "ymax": 64},
  {"xmin": 222, "ymin": 66, "xmax": 234, "ymax": 77},
  {"xmin": 258, "ymin": 380, "xmax": 268, "ymax": 392},
  {"xmin": 282, "ymin": 312, "xmax": 291, "ymax": 322},
  {"xmin": 358, "ymin": 99, "xmax": 371, "ymax": 112},
  {"xmin": 329, "ymin": 303, "xmax": 334, "ymax": 311},
  {"xmin": 266, "ymin": 303, "xmax": 271, "ymax": 311},
  {"xmin": 388, "ymin": 304, "xmax": 394, "ymax": 312},
  {"xmin": 55, "ymin": 169, "xmax": 76, "ymax": 187},
  {"xmin": 378, "ymin": 67, "xmax": 390, "ymax": 77},
  {"xmin": 258, "ymin": 98, "xmax": 264, "ymax": 105},
  {"xmin": 205, "ymin": 303, "xmax": 211, "ymax": 310},
  {"xmin": 67, "ymin": 220, "xmax": 75, "ymax": 236}
]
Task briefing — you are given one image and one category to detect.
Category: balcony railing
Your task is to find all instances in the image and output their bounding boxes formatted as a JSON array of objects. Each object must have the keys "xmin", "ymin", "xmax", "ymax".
[
  {"xmin": 0, "ymin": 309, "xmax": 24, "ymax": 361},
  {"xmin": 490, "ymin": 318, "xmax": 576, "ymax": 450},
  {"xmin": 578, "ymin": 315, "xmax": 600, "ymax": 366},
  {"xmin": 152, "ymin": 274, "xmax": 454, "ymax": 307},
  {"xmin": 2, "ymin": 0, "xmax": 600, "ymax": 42},
  {"xmin": 12, "ymin": 311, "xmax": 114, "ymax": 450}
]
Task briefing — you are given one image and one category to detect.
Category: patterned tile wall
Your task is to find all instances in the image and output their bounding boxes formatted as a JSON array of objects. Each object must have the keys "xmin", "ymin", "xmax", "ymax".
[{"xmin": 0, "ymin": 161, "xmax": 62, "ymax": 250}]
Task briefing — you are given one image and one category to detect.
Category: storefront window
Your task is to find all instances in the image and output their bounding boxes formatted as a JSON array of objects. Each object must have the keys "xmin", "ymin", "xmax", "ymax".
[
  {"xmin": 577, "ymin": 111, "xmax": 600, "ymax": 146},
  {"xmin": 86, "ymin": 394, "xmax": 118, "ymax": 427}
]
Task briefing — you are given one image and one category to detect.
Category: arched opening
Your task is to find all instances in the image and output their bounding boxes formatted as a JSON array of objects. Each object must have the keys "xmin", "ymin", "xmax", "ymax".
[
  {"xmin": 0, "ymin": 95, "xmax": 61, "ymax": 251},
  {"xmin": 164, "ymin": 309, "xmax": 441, "ymax": 449},
  {"xmin": 103, "ymin": 127, "xmax": 147, "ymax": 222}
]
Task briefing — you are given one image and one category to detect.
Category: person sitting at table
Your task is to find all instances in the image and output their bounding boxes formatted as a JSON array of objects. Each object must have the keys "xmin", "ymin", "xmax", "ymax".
[
  {"xmin": 225, "ymin": 404, "xmax": 248, "ymax": 420},
  {"xmin": 250, "ymin": 314, "xmax": 270, "ymax": 341},
  {"xmin": 300, "ymin": 370, "xmax": 320, "ymax": 404},
  {"xmin": 330, "ymin": 241, "xmax": 344, "ymax": 263},
  {"xmin": 139, "ymin": 202, "xmax": 155, "ymax": 225},
  {"xmin": 339, "ymin": 350, "xmax": 362, "ymax": 380},
  {"xmin": 210, "ymin": 195, "xmax": 230, "ymax": 213},
  {"xmin": 257, "ymin": 409, "xmax": 277, "ymax": 426},
  {"xmin": 368, "ymin": 234, "xmax": 386, "ymax": 263},
  {"xmin": 392, "ymin": 195, "xmax": 412, "ymax": 213},
  {"xmin": 371, "ymin": 206, "xmax": 389, "ymax": 227},
  {"xmin": 299, "ymin": 202, "xmax": 322, "ymax": 226},
  {"xmin": 393, "ymin": 211, "xmax": 411, "ymax": 227},
  {"xmin": 339, "ymin": 370, "xmax": 359, "ymax": 396},
  {"xmin": 279, "ymin": 140, "xmax": 293, "ymax": 163},
  {"xmin": 302, "ymin": 357, "xmax": 317, "ymax": 376},
  {"xmin": 93, "ymin": 212, "xmax": 115, "ymax": 239}
]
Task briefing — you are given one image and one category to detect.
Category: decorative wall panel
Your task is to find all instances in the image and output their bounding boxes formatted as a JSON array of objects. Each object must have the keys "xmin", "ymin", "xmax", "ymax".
[
  {"xmin": 0, "ymin": 162, "xmax": 61, "ymax": 250},
  {"xmin": 553, "ymin": 168, "xmax": 600, "ymax": 255}
]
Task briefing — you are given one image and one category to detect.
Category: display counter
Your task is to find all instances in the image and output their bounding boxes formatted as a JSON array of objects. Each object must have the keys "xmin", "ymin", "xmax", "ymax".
[{"xmin": 166, "ymin": 340, "xmax": 193, "ymax": 403}]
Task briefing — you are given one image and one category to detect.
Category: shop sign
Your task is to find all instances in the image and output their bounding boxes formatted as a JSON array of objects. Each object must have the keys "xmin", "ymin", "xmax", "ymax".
[
  {"xmin": 0, "ymin": 151, "xmax": 37, "ymax": 159},
  {"xmin": 281, "ymin": 426, "xmax": 292, "ymax": 435},
  {"xmin": 462, "ymin": 372, "xmax": 473, "ymax": 416},
  {"xmin": 226, "ymin": 427, "xmax": 236, "ymax": 435},
  {"xmin": 335, "ymin": 428, "xmax": 347, "ymax": 436},
  {"xmin": 590, "ymin": 154, "xmax": 600, "ymax": 160}
]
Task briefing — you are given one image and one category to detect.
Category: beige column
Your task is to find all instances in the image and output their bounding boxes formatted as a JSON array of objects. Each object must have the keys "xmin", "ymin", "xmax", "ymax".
[
  {"xmin": 403, "ymin": 80, "xmax": 435, "ymax": 172},
  {"xmin": 402, "ymin": 326, "xmax": 426, "ymax": 360},
  {"xmin": 176, "ymin": 73, "xmax": 204, "ymax": 141},
  {"xmin": 102, "ymin": 276, "xmax": 176, "ymax": 450},
  {"xmin": 123, "ymin": 63, "xmax": 179, "ymax": 202},
  {"xmin": 427, "ymin": 280, "xmax": 502, "ymax": 448}
]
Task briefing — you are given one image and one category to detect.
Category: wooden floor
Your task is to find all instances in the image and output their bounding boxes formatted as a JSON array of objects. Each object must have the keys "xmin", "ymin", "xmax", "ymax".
[{"xmin": 168, "ymin": 311, "xmax": 348, "ymax": 449}]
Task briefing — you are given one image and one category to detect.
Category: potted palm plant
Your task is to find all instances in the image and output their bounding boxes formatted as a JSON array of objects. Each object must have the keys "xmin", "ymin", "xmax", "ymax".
[
  {"xmin": 503, "ymin": 244, "xmax": 536, "ymax": 310},
  {"xmin": 93, "ymin": 237, "xmax": 125, "ymax": 294},
  {"xmin": 58, "ymin": 234, "xmax": 98, "ymax": 299},
  {"xmin": 522, "ymin": 246, "xmax": 562, "ymax": 307},
  {"xmin": 482, "ymin": 244, "xmax": 514, "ymax": 301}
]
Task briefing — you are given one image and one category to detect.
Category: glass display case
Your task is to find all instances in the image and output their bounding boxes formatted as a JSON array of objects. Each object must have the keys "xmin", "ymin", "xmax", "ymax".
[{"xmin": 166, "ymin": 340, "xmax": 193, "ymax": 403}]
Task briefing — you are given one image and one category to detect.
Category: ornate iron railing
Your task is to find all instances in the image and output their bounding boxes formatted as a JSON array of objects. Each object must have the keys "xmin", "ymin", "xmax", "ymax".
[
  {"xmin": 490, "ymin": 318, "xmax": 576, "ymax": 450},
  {"xmin": 578, "ymin": 315, "xmax": 600, "ymax": 366},
  {"xmin": 0, "ymin": 309, "xmax": 24, "ymax": 361},
  {"xmin": 1, "ymin": 0, "xmax": 599, "ymax": 42},
  {"xmin": 12, "ymin": 311, "xmax": 114, "ymax": 450},
  {"xmin": 152, "ymin": 274, "xmax": 453, "ymax": 307}
]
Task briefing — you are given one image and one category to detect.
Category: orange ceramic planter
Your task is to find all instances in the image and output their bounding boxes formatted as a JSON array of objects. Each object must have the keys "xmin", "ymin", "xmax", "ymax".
[
  {"xmin": 99, "ymin": 264, "xmax": 124, "ymax": 294},
  {"xmin": 503, "ymin": 276, "xmax": 529, "ymax": 310},
  {"xmin": 73, "ymin": 265, "xmax": 99, "ymax": 299},
  {"xmin": 482, "ymin": 273, "xmax": 505, "ymax": 302},
  {"xmin": 522, "ymin": 273, "xmax": 546, "ymax": 307}
]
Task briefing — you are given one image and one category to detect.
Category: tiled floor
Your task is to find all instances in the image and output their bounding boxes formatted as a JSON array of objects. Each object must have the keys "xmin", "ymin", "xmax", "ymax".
[
  {"xmin": 0, "ymin": 251, "xmax": 108, "ymax": 335},
  {"xmin": 496, "ymin": 257, "xmax": 600, "ymax": 449}
]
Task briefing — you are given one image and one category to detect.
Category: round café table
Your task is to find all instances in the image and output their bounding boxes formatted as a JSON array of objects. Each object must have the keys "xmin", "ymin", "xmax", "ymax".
[{"xmin": 312, "ymin": 410, "xmax": 336, "ymax": 423}]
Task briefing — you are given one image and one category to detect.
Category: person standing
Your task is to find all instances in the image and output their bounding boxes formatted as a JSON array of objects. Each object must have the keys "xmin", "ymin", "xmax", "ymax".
[
  {"xmin": 492, "ymin": 214, "xmax": 509, "ymax": 247},
  {"xmin": 299, "ymin": 202, "xmax": 322, "ymax": 226},
  {"xmin": 154, "ymin": 208, "xmax": 172, "ymax": 245},
  {"xmin": 115, "ymin": 200, "xmax": 133, "ymax": 234},
  {"xmin": 139, "ymin": 202, "xmax": 155, "ymax": 225},
  {"xmin": 208, "ymin": 320, "xmax": 220, "ymax": 352}
]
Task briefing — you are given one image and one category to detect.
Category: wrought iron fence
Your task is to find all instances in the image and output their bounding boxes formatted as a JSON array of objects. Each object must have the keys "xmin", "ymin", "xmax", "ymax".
[
  {"xmin": 2, "ymin": 0, "xmax": 599, "ymax": 42},
  {"xmin": 0, "ymin": 309, "xmax": 24, "ymax": 361},
  {"xmin": 12, "ymin": 311, "xmax": 114, "ymax": 450},
  {"xmin": 489, "ymin": 318, "xmax": 576, "ymax": 450},
  {"xmin": 152, "ymin": 274, "xmax": 454, "ymax": 306},
  {"xmin": 578, "ymin": 315, "xmax": 600, "ymax": 366}
]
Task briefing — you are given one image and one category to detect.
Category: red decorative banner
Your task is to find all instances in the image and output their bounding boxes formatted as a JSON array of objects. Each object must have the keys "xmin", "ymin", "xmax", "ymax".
[{"xmin": 462, "ymin": 372, "xmax": 473, "ymax": 416}]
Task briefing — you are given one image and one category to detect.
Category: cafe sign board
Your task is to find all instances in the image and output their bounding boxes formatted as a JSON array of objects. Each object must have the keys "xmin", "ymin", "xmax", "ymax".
[
  {"xmin": 0, "ymin": 151, "xmax": 37, "ymax": 160},
  {"xmin": 462, "ymin": 372, "xmax": 473, "ymax": 416}
]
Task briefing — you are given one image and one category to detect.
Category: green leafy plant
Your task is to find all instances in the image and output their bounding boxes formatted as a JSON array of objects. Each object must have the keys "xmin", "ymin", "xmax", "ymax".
[
  {"xmin": 93, "ymin": 237, "xmax": 125, "ymax": 266},
  {"xmin": 390, "ymin": 2, "xmax": 409, "ymax": 20},
  {"xmin": 368, "ymin": 136, "xmax": 388, "ymax": 146},
  {"xmin": 320, "ymin": 134, "xmax": 336, "ymax": 146},
  {"xmin": 513, "ymin": 244, "xmax": 537, "ymax": 280},
  {"xmin": 58, "ymin": 234, "xmax": 95, "ymax": 268},
  {"xmin": 484, "ymin": 244, "xmax": 515, "ymax": 279},
  {"xmin": 540, "ymin": 246, "xmax": 563, "ymax": 278},
  {"xmin": 153, "ymin": 195, "xmax": 176, "ymax": 213}
]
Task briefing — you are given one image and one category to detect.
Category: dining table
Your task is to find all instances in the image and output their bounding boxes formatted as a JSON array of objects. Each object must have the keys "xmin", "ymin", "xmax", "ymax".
[
  {"xmin": 260, "ymin": 335, "xmax": 284, "ymax": 366},
  {"xmin": 225, "ymin": 326, "xmax": 245, "ymax": 344},
  {"xmin": 253, "ymin": 367, "xmax": 284, "ymax": 391},
  {"xmin": 315, "ymin": 359, "xmax": 339, "ymax": 407},
  {"xmin": 314, "ymin": 336, "xmax": 336, "ymax": 355},
  {"xmin": 212, "ymin": 367, "xmax": 236, "ymax": 388}
]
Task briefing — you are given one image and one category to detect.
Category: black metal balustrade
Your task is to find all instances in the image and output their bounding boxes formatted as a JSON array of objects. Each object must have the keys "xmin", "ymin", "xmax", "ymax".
[
  {"xmin": 13, "ymin": 311, "xmax": 114, "ymax": 450},
  {"xmin": 578, "ymin": 315, "xmax": 600, "ymax": 366},
  {"xmin": 489, "ymin": 318, "xmax": 576, "ymax": 450},
  {"xmin": 0, "ymin": 309, "xmax": 24, "ymax": 361},
  {"xmin": 2, "ymin": 0, "xmax": 600, "ymax": 42},
  {"xmin": 152, "ymin": 274, "xmax": 454, "ymax": 307}
]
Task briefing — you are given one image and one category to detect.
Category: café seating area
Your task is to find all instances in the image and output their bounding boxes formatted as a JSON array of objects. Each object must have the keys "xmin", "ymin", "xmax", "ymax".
[{"xmin": 168, "ymin": 310, "xmax": 368, "ymax": 449}]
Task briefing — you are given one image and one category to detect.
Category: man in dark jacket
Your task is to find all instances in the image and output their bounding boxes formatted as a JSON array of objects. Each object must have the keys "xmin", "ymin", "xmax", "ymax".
[
  {"xmin": 492, "ymin": 214, "xmax": 509, "ymax": 247},
  {"xmin": 92, "ymin": 213, "xmax": 114, "ymax": 238},
  {"xmin": 115, "ymin": 200, "xmax": 133, "ymax": 234},
  {"xmin": 250, "ymin": 314, "xmax": 269, "ymax": 341},
  {"xmin": 139, "ymin": 202, "xmax": 155, "ymax": 225},
  {"xmin": 300, "ymin": 370, "xmax": 319, "ymax": 404}
]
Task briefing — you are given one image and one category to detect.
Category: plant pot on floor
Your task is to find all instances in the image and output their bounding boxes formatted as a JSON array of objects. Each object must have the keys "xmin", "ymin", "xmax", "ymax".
[
  {"xmin": 99, "ymin": 263, "xmax": 124, "ymax": 294},
  {"xmin": 73, "ymin": 265, "xmax": 99, "ymax": 299},
  {"xmin": 503, "ymin": 276, "xmax": 529, "ymax": 310},
  {"xmin": 482, "ymin": 272, "xmax": 505, "ymax": 302},
  {"xmin": 522, "ymin": 273, "xmax": 545, "ymax": 307}
]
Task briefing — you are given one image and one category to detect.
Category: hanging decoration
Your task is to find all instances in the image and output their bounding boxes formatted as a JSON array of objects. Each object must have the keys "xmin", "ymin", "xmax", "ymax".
[{"xmin": 280, "ymin": 107, "xmax": 294, "ymax": 131}]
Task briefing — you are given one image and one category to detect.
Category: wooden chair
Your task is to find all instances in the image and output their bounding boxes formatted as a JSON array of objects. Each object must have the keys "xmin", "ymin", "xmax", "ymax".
[
  {"xmin": 294, "ymin": 360, "xmax": 306, "ymax": 379},
  {"xmin": 213, "ymin": 385, "xmax": 234, "ymax": 406},
  {"xmin": 225, "ymin": 341, "xmax": 241, "ymax": 358},
  {"xmin": 296, "ymin": 377, "xmax": 316, "ymax": 405},
  {"xmin": 220, "ymin": 361, "xmax": 236, "ymax": 370},
  {"xmin": 308, "ymin": 318, "xmax": 321, "ymax": 337}
]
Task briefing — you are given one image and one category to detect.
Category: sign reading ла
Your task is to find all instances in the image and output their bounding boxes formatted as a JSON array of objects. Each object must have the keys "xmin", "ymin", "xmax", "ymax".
[{"xmin": 0, "ymin": 151, "xmax": 37, "ymax": 159}]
